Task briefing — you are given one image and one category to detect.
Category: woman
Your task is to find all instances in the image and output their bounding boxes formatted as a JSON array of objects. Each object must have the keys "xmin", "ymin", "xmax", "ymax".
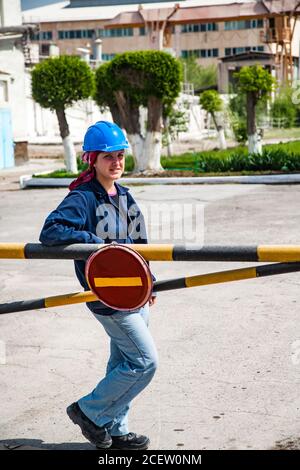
[{"xmin": 39, "ymin": 121, "xmax": 158, "ymax": 450}]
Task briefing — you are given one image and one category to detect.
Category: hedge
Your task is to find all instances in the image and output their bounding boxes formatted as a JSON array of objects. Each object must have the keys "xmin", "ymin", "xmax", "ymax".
[{"xmin": 35, "ymin": 140, "xmax": 300, "ymax": 178}]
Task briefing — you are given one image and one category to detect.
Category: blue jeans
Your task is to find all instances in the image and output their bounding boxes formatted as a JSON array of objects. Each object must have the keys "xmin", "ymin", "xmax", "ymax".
[{"xmin": 78, "ymin": 304, "xmax": 158, "ymax": 436}]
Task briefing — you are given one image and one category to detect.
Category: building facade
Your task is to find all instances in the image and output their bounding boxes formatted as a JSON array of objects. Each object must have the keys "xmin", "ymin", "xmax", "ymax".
[
  {"xmin": 0, "ymin": 0, "xmax": 32, "ymax": 167},
  {"xmin": 23, "ymin": 0, "xmax": 300, "ymax": 82},
  {"xmin": 20, "ymin": 0, "xmax": 300, "ymax": 147},
  {"xmin": 33, "ymin": 17, "xmax": 269, "ymax": 66},
  {"xmin": 24, "ymin": 2, "xmax": 268, "ymax": 64}
]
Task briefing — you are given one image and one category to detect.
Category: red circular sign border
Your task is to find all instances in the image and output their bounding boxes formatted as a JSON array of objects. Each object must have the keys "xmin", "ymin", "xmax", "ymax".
[{"xmin": 85, "ymin": 244, "xmax": 153, "ymax": 311}]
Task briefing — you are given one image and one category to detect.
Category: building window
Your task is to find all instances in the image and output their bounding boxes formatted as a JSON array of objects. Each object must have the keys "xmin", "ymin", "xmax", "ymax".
[
  {"xmin": 58, "ymin": 29, "xmax": 95, "ymax": 40},
  {"xmin": 181, "ymin": 22, "xmax": 218, "ymax": 33},
  {"xmin": 33, "ymin": 31, "xmax": 53, "ymax": 41},
  {"xmin": 102, "ymin": 53, "xmax": 116, "ymax": 61},
  {"xmin": 225, "ymin": 19, "xmax": 264, "ymax": 30},
  {"xmin": 40, "ymin": 43, "xmax": 50, "ymax": 56},
  {"xmin": 139, "ymin": 27, "xmax": 148, "ymax": 36},
  {"xmin": 225, "ymin": 45, "xmax": 265, "ymax": 56},
  {"xmin": 181, "ymin": 48, "xmax": 219, "ymax": 58},
  {"xmin": 98, "ymin": 28, "xmax": 133, "ymax": 38}
]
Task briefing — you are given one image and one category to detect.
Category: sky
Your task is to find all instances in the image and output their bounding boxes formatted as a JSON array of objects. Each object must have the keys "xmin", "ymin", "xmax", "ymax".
[{"xmin": 21, "ymin": 0, "xmax": 254, "ymax": 11}]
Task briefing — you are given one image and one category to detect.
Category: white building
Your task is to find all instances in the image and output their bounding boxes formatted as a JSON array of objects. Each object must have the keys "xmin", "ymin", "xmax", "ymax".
[{"xmin": 0, "ymin": 0, "xmax": 37, "ymax": 167}]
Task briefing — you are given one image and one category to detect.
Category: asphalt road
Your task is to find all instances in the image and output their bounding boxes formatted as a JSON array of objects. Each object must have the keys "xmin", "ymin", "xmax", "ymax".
[{"xmin": 1, "ymin": 182, "xmax": 300, "ymax": 450}]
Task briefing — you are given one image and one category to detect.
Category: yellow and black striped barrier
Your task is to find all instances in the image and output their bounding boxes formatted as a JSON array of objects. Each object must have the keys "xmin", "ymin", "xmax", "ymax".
[
  {"xmin": 1, "ymin": 261, "xmax": 300, "ymax": 315},
  {"xmin": 2, "ymin": 242, "xmax": 300, "ymax": 262}
]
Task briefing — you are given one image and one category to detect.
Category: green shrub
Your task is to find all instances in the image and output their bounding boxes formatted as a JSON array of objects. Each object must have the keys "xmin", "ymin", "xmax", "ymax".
[
  {"xmin": 31, "ymin": 55, "xmax": 94, "ymax": 110},
  {"xmin": 35, "ymin": 141, "xmax": 300, "ymax": 178},
  {"xmin": 270, "ymin": 87, "xmax": 297, "ymax": 128},
  {"xmin": 232, "ymin": 121, "xmax": 248, "ymax": 144},
  {"xmin": 179, "ymin": 56, "xmax": 217, "ymax": 90}
]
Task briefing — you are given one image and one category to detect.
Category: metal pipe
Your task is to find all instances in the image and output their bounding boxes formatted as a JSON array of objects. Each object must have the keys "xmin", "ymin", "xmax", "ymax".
[
  {"xmin": 2, "ymin": 243, "xmax": 300, "ymax": 262},
  {"xmin": 1, "ymin": 262, "xmax": 300, "ymax": 315}
]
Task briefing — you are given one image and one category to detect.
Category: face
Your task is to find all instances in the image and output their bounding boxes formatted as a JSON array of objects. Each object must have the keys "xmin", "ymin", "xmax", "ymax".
[{"xmin": 93, "ymin": 150, "xmax": 125, "ymax": 181}]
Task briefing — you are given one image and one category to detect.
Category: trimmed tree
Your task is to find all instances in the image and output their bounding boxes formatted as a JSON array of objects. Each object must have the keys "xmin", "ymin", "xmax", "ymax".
[
  {"xmin": 31, "ymin": 55, "xmax": 94, "ymax": 173},
  {"xmin": 94, "ymin": 51, "xmax": 182, "ymax": 173},
  {"xmin": 199, "ymin": 90, "xmax": 227, "ymax": 150},
  {"xmin": 234, "ymin": 65, "xmax": 275, "ymax": 154},
  {"xmin": 94, "ymin": 61, "xmax": 122, "ymax": 127}
]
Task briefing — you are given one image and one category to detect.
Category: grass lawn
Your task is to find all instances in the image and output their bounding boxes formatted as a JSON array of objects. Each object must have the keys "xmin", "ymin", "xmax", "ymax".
[
  {"xmin": 34, "ymin": 139, "xmax": 300, "ymax": 178},
  {"xmin": 263, "ymin": 127, "xmax": 300, "ymax": 140}
]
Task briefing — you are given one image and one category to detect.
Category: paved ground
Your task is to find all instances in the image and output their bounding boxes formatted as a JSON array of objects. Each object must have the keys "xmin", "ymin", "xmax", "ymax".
[
  {"xmin": 0, "ymin": 158, "xmax": 63, "ymax": 192},
  {"xmin": 1, "ymin": 177, "xmax": 300, "ymax": 450}
]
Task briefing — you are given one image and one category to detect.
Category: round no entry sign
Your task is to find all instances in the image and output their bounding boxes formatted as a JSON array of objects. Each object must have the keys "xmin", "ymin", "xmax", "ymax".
[{"xmin": 85, "ymin": 244, "xmax": 153, "ymax": 311}]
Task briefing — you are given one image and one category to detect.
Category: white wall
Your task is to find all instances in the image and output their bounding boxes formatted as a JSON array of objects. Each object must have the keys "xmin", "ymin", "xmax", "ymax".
[
  {"xmin": 0, "ymin": 39, "xmax": 27, "ymax": 142},
  {"xmin": 0, "ymin": 0, "xmax": 22, "ymax": 26},
  {"xmin": 0, "ymin": 0, "xmax": 27, "ymax": 148}
]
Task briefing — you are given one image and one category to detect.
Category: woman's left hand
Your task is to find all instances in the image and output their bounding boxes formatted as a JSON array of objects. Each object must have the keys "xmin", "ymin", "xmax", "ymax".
[{"xmin": 149, "ymin": 295, "xmax": 156, "ymax": 307}]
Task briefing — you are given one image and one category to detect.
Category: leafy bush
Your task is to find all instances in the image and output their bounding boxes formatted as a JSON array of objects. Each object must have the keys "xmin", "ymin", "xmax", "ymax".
[
  {"xmin": 95, "ymin": 51, "xmax": 182, "ymax": 113},
  {"xmin": 270, "ymin": 87, "xmax": 297, "ymax": 128},
  {"xmin": 162, "ymin": 109, "xmax": 189, "ymax": 146},
  {"xmin": 228, "ymin": 90, "xmax": 268, "ymax": 144},
  {"xmin": 32, "ymin": 55, "xmax": 94, "ymax": 110},
  {"xmin": 231, "ymin": 120, "xmax": 248, "ymax": 143},
  {"xmin": 180, "ymin": 56, "xmax": 217, "ymax": 90},
  {"xmin": 35, "ymin": 141, "xmax": 300, "ymax": 177}
]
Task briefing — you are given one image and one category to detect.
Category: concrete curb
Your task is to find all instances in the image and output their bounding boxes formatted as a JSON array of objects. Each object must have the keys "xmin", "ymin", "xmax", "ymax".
[{"xmin": 20, "ymin": 173, "xmax": 300, "ymax": 188}]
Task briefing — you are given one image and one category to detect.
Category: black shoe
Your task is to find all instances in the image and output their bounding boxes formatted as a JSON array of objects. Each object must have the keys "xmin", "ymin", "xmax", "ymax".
[
  {"xmin": 66, "ymin": 402, "xmax": 112, "ymax": 449},
  {"xmin": 110, "ymin": 432, "xmax": 150, "ymax": 450}
]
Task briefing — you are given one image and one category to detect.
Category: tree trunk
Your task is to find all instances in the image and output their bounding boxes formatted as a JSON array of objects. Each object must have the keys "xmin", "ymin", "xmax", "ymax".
[
  {"xmin": 113, "ymin": 91, "xmax": 164, "ymax": 173},
  {"xmin": 211, "ymin": 112, "xmax": 227, "ymax": 150},
  {"xmin": 142, "ymin": 95, "xmax": 163, "ymax": 172},
  {"xmin": 163, "ymin": 116, "xmax": 173, "ymax": 157},
  {"xmin": 248, "ymin": 134, "xmax": 262, "ymax": 155},
  {"xmin": 109, "ymin": 103, "xmax": 123, "ymax": 129},
  {"xmin": 217, "ymin": 127, "xmax": 227, "ymax": 150},
  {"xmin": 143, "ymin": 131, "xmax": 163, "ymax": 171},
  {"xmin": 55, "ymin": 108, "xmax": 77, "ymax": 173},
  {"xmin": 127, "ymin": 133, "xmax": 145, "ymax": 171},
  {"xmin": 109, "ymin": 103, "xmax": 144, "ymax": 164},
  {"xmin": 247, "ymin": 92, "xmax": 262, "ymax": 154},
  {"xmin": 114, "ymin": 90, "xmax": 144, "ymax": 170}
]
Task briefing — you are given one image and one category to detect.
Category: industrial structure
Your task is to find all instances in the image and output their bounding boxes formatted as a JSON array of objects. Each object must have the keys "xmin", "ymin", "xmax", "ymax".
[{"xmin": 22, "ymin": 1, "xmax": 300, "ymax": 87}]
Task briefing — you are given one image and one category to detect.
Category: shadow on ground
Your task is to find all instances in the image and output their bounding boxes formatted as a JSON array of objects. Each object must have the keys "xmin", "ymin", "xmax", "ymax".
[
  {"xmin": 271, "ymin": 437, "xmax": 300, "ymax": 450},
  {"xmin": 0, "ymin": 438, "xmax": 95, "ymax": 450}
]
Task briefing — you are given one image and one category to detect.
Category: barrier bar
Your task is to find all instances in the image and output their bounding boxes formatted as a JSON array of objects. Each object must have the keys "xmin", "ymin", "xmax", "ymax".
[
  {"xmin": 1, "ymin": 262, "xmax": 300, "ymax": 315},
  {"xmin": 2, "ymin": 242, "xmax": 300, "ymax": 262},
  {"xmin": 154, "ymin": 262, "xmax": 300, "ymax": 291}
]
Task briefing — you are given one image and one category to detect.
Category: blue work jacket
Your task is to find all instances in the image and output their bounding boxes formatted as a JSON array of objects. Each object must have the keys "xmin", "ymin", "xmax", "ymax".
[{"xmin": 39, "ymin": 177, "xmax": 150, "ymax": 315}]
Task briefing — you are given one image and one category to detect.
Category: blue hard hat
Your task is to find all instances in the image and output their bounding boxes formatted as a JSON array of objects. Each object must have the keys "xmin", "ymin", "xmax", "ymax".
[{"xmin": 83, "ymin": 121, "xmax": 129, "ymax": 152}]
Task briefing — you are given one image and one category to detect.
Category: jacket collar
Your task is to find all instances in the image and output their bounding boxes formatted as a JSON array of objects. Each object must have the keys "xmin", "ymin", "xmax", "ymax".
[{"xmin": 90, "ymin": 177, "xmax": 129, "ymax": 196}]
